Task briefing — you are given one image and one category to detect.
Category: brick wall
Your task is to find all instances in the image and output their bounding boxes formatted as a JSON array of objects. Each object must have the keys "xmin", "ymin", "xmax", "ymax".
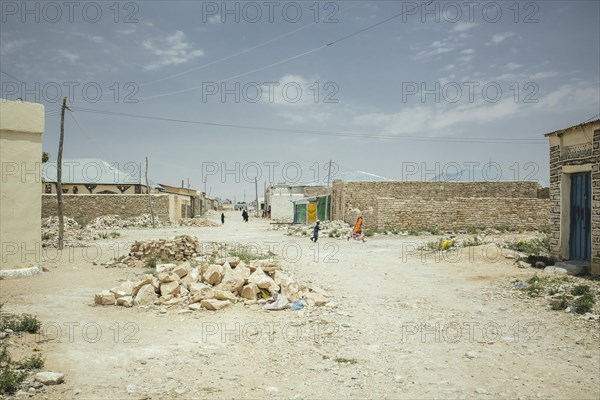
[
  {"xmin": 42, "ymin": 194, "xmax": 170, "ymax": 224},
  {"xmin": 331, "ymin": 181, "xmax": 549, "ymax": 231}
]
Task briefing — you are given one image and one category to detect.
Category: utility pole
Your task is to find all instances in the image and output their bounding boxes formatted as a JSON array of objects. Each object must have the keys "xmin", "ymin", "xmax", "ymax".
[
  {"xmin": 325, "ymin": 159, "xmax": 332, "ymax": 221},
  {"xmin": 255, "ymin": 177, "xmax": 259, "ymax": 217},
  {"xmin": 56, "ymin": 97, "xmax": 68, "ymax": 249},
  {"xmin": 145, "ymin": 157, "xmax": 156, "ymax": 228}
]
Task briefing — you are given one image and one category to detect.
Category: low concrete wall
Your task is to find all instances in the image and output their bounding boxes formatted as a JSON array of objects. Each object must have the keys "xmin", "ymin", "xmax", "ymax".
[{"xmin": 42, "ymin": 194, "xmax": 171, "ymax": 224}]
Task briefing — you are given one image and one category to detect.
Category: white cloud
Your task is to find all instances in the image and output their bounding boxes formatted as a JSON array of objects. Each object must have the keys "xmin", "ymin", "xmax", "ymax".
[
  {"xmin": 529, "ymin": 71, "xmax": 560, "ymax": 80},
  {"xmin": 504, "ymin": 62, "xmax": 523, "ymax": 70},
  {"xmin": 353, "ymin": 100, "xmax": 519, "ymax": 135},
  {"xmin": 0, "ymin": 39, "xmax": 31, "ymax": 56},
  {"xmin": 262, "ymin": 74, "xmax": 327, "ymax": 108},
  {"xmin": 487, "ymin": 32, "xmax": 515, "ymax": 45},
  {"xmin": 117, "ymin": 27, "xmax": 136, "ymax": 35},
  {"xmin": 142, "ymin": 31, "xmax": 204, "ymax": 71},
  {"xmin": 59, "ymin": 50, "xmax": 80, "ymax": 62},
  {"xmin": 208, "ymin": 15, "xmax": 221, "ymax": 24},
  {"xmin": 413, "ymin": 46, "xmax": 454, "ymax": 60},
  {"xmin": 534, "ymin": 84, "xmax": 599, "ymax": 109},
  {"xmin": 460, "ymin": 49, "xmax": 475, "ymax": 55},
  {"xmin": 451, "ymin": 22, "xmax": 479, "ymax": 33}
]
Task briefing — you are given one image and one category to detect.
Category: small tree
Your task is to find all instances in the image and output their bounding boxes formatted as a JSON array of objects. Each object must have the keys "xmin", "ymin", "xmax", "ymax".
[{"xmin": 42, "ymin": 152, "xmax": 49, "ymax": 163}]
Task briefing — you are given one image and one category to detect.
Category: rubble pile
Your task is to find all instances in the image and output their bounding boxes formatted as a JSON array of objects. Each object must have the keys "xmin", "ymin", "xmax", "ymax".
[
  {"xmin": 178, "ymin": 218, "xmax": 220, "ymax": 227},
  {"xmin": 87, "ymin": 214, "xmax": 165, "ymax": 229},
  {"xmin": 95, "ymin": 258, "xmax": 331, "ymax": 311},
  {"xmin": 280, "ymin": 220, "xmax": 351, "ymax": 237},
  {"xmin": 106, "ymin": 235, "xmax": 201, "ymax": 267},
  {"xmin": 42, "ymin": 217, "xmax": 99, "ymax": 247}
]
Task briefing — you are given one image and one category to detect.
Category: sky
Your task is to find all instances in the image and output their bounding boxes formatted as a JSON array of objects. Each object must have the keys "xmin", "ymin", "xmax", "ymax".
[{"xmin": 1, "ymin": 0, "xmax": 599, "ymax": 200}]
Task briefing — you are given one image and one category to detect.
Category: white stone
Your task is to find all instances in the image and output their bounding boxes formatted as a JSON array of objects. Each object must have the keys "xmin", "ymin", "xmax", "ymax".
[
  {"xmin": 116, "ymin": 296, "xmax": 134, "ymax": 307},
  {"xmin": 35, "ymin": 372, "xmax": 64, "ymax": 385},
  {"xmin": 203, "ymin": 264, "xmax": 224, "ymax": 285},
  {"xmin": 134, "ymin": 284, "xmax": 158, "ymax": 306},
  {"xmin": 95, "ymin": 290, "xmax": 115, "ymax": 306},
  {"xmin": 156, "ymin": 263, "xmax": 177, "ymax": 274},
  {"xmin": 241, "ymin": 283, "xmax": 259, "ymax": 300},
  {"xmin": 160, "ymin": 281, "xmax": 180, "ymax": 297},
  {"xmin": 200, "ymin": 299, "xmax": 231, "ymax": 311}
]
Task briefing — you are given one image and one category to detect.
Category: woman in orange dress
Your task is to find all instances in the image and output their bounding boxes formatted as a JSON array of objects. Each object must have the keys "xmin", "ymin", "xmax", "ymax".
[{"xmin": 348, "ymin": 215, "xmax": 365, "ymax": 241}]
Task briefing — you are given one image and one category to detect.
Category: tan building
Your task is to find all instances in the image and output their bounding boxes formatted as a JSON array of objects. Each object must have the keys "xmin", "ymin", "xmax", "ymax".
[
  {"xmin": 42, "ymin": 158, "xmax": 153, "ymax": 194},
  {"xmin": 1, "ymin": 99, "xmax": 45, "ymax": 271},
  {"xmin": 157, "ymin": 183, "xmax": 205, "ymax": 219},
  {"xmin": 545, "ymin": 119, "xmax": 600, "ymax": 275}
]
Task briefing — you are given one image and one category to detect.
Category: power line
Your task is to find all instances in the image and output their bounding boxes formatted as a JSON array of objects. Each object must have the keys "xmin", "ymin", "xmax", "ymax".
[
  {"xmin": 67, "ymin": 111, "xmax": 111, "ymax": 161},
  {"xmin": 70, "ymin": 106, "xmax": 546, "ymax": 144},
  {"xmin": 140, "ymin": 2, "xmax": 366, "ymax": 88},
  {"xmin": 134, "ymin": 0, "xmax": 434, "ymax": 101},
  {"xmin": 0, "ymin": 68, "xmax": 25, "ymax": 84}
]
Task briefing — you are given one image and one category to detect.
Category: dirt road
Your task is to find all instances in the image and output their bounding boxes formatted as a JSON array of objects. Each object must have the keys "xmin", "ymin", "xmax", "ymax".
[{"xmin": 1, "ymin": 212, "xmax": 599, "ymax": 399}]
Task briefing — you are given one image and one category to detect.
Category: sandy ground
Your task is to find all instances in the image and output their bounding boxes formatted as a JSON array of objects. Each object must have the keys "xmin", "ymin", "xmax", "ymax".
[{"xmin": 1, "ymin": 211, "xmax": 599, "ymax": 399}]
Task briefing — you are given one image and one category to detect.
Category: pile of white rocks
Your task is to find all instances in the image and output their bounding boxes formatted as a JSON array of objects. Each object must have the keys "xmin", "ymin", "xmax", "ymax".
[
  {"xmin": 282, "ymin": 220, "xmax": 351, "ymax": 237},
  {"xmin": 87, "ymin": 214, "xmax": 165, "ymax": 229},
  {"xmin": 42, "ymin": 217, "xmax": 97, "ymax": 247},
  {"xmin": 95, "ymin": 258, "xmax": 330, "ymax": 311},
  {"xmin": 178, "ymin": 218, "xmax": 220, "ymax": 227},
  {"xmin": 106, "ymin": 235, "xmax": 201, "ymax": 268}
]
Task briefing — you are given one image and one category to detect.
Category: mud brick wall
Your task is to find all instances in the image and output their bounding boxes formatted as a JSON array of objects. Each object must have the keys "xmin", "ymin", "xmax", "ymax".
[
  {"xmin": 332, "ymin": 181, "xmax": 549, "ymax": 230},
  {"xmin": 42, "ymin": 194, "xmax": 170, "ymax": 224}
]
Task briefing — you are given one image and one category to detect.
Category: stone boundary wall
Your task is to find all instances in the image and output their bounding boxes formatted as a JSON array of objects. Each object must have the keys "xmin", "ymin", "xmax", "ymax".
[
  {"xmin": 331, "ymin": 181, "xmax": 548, "ymax": 231},
  {"xmin": 42, "ymin": 194, "xmax": 170, "ymax": 224},
  {"xmin": 373, "ymin": 197, "xmax": 549, "ymax": 231}
]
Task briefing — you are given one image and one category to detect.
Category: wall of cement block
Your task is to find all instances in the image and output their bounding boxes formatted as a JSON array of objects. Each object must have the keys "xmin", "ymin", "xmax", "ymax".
[
  {"xmin": 42, "ymin": 194, "xmax": 171, "ymax": 224},
  {"xmin": 332, "ymin": 181, "xmax": 549, "ymax": 231}
]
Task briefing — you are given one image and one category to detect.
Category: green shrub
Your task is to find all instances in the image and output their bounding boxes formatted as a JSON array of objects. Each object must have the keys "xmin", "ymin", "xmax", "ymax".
[
  {"xmin": 363, "ymin": 228, "xmax": 374, "ymax": 237},
  {"xmin": 15, "ymin": 354, "xmax": 44, "ymax": 370},
  {"xmin": 571, "ymin": 285, "xmax": 591, "ymax": 296},
  {"xmin": 550, "ymin": 296, "xmax": 570, "ymax": 310},
  {"xmin": 572, "ymin": 292, "xmax": 596, "ymax": 314},
  {"xmin": 0, "ymin": 313, "xmax": 41, "ymax": 334}
]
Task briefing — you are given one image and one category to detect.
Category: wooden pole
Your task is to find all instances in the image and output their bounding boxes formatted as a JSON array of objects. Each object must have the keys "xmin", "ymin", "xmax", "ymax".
[
  {"xmin": 255, "ymin": 177, "xmax": 259, "ymax": 217},
  {"xmin": 56, "ymin": 97, "xmax": 67, "ymax": 249},
  {"xmin": 325, "ymin": 159, "xmax": 332, "ymax": 221},
  {"xmin": 145, "ymin": 157, "xmax": 156, "ymax": 228}
]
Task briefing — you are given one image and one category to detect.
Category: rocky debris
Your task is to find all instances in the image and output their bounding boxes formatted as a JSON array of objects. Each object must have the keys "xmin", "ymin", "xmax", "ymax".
[
  {"xmin": 96, "ymin": 256, "xmax": 329, "ymax": 312},
  {"xmin": 42, "ymin": 215, "xmax": 166, "ymax": 248},
  {"xmin": 106, "ymin": 235, "xmax": 201, "ymax": 267},
  {"xmin": 179, "ymin": 218, "xmax": 220, "ymax": 227},
  {"xmin": 200, "ymin": 299, "xmax": 231, "ymax": 311},
  {"xmin": 35, "ymin": 371, "xmax": 65, "ymax": 385},
  {"xmin": 543, "ymin": 266, "xmax": 568, "ymax": 275},
  {"xmin": 94, "ymin": 290, "xmax": 116, "ymax": 305},
  {"xmin": 276, "ymin": 220, "xmax": 351, "ymax": 237},
  {"xmin": 87, "ymin": 214, "xmax": 165, "ymax": 230}
]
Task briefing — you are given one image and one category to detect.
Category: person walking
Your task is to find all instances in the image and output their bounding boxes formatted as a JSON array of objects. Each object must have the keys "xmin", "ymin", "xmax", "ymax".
[
  {"xmin": 221, "ymin": 213, "xmax": 225, "ymax": 224},
  {"xmin": 311, "ymin": 220, "xmax": 321, "ymax": 242},
  {"xmin": 348, "ymin": 214, "xmax": 366, "ymax": 242}
]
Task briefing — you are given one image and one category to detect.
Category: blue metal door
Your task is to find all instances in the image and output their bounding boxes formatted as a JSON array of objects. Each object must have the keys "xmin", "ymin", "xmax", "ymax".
[{"xmin": 569, "ymin": 172, "xmax": 591, "ymax": 260}]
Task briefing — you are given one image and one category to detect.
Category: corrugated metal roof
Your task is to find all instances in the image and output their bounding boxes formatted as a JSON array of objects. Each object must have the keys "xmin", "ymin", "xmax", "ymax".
[
  {"xmin": 41, "ymin": 158, "xmax": 157, "ymax": 186},
  {"xmin": 299, "ymin": 170, "xmax": 392, "ymax": 187}
]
